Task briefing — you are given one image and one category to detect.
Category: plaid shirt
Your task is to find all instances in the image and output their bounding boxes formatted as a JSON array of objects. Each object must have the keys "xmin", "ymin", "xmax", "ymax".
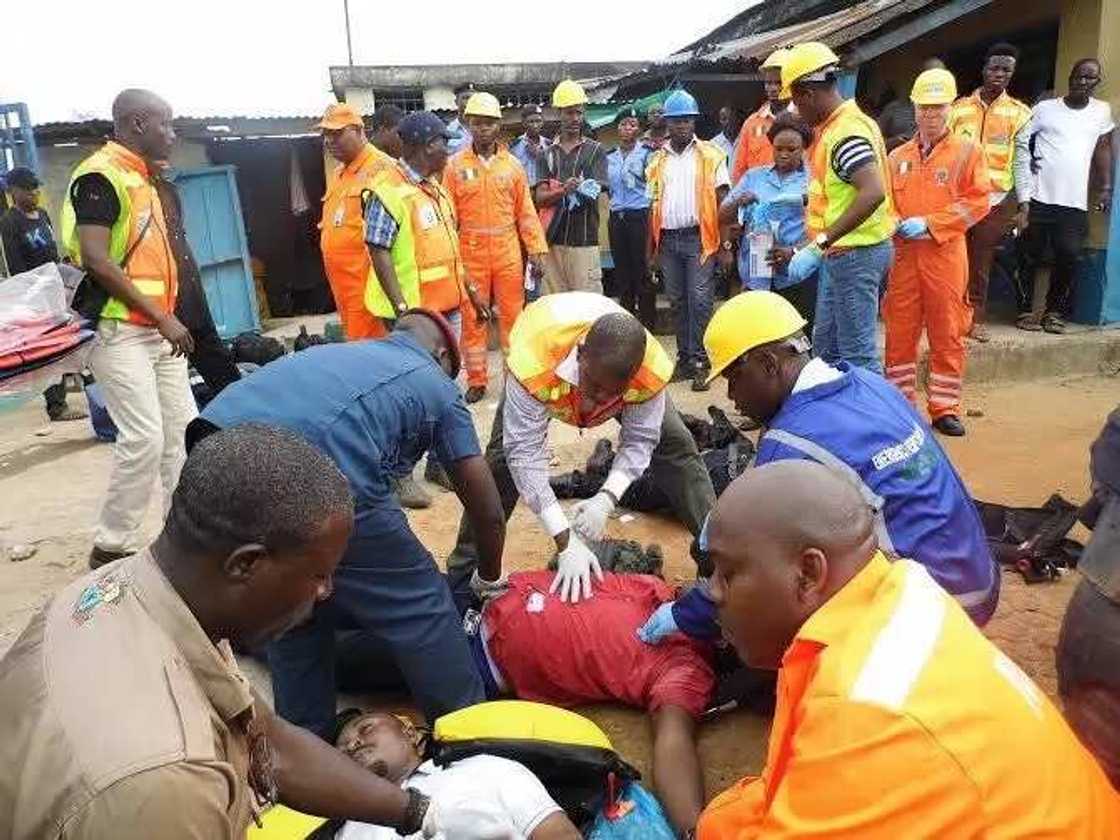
[{"xmin": 364, "ymin": 160, "xmax": 427, "ymax": 249}]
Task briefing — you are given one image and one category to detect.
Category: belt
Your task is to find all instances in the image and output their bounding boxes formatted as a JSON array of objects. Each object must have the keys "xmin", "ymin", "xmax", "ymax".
[
  {"xmin": 610, "ymin": 207, "xmax": 649, "ymax": 217},
  {"xmin": 662, "ymin": 225, "xmax": 700, "ymax": 235}
]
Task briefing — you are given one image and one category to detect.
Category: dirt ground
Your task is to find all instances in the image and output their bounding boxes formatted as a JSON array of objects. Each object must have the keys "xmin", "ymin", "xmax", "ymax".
[{"xmin": 1, "ymin": 371, "xmax": 1115, "ymax": 801}]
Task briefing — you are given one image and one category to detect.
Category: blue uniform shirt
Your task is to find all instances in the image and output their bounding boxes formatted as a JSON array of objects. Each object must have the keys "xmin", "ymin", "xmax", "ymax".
[
  {"xmin": 674, "ymin": 363, "xmax": 998, "ymax": 634},
  {"xmin": 606, "ymin": 143, "xmax": 653, "ymax": 211},
  {"xmin": 509, "ymin": 134, "xmax": 550, "ymax": 186},
  {"xmin": 199, "ymin": 333, "xmax": 481, "ymax": 508},
  {"xmin": 728, "ymin": 164, "xmax": 808, "ymax": 291}
]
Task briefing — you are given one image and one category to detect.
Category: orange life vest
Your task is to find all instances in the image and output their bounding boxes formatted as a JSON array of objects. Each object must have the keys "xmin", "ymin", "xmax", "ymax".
[
  {"xmin": 646, "ymin": 138, "xmax": 726, "ymax": 262},
  {"xmin": 948, "ymin": 90, "xmax": 1031, "ymax": 195}
]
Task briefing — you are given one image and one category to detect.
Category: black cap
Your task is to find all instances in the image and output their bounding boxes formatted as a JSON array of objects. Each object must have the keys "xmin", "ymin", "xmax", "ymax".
[
  {"xmin": 4, "ymin": 167, "xmax": 40, "ymax": 190},
  {"xmin": 397, "ymin": 111, "xmax": 456, "ymax": 146},
  {"xmin": 453, "ymin": 82, "xmax": 477, "ymax": 96},
  {"xmin": 521, "ymin": 104, "xmax": 543, "ymax": 118}
]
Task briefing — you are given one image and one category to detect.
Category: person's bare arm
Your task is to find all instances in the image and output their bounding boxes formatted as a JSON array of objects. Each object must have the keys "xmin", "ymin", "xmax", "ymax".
[
  {"xmin": 823, "ymin": 164, "xmax": 886, "ymax": 244},
  {"xmin": 535, "ymin": 179, "xmax": 574, "ymax": 208},
  {"xmin": 77, "ymin": 224, "xmax": 194, "ymax": 355},
  {"xmin": 266, "ymin": 707, "xmax": 413, "ymax": 828},
  {"xmin": 529, "ymin": 812, "xmax": 583, "ymax": 840},
  {"xmin": 650, "ymin": 705, "xmax": 704, "ymax": 835},
  {"xmin": 368, "ymin": 246, "xmax": 408, "ymax": 314},
  {"xmin": 1091, "ymin": 129, "xmax": 1114, "ymax": 211},
  {"xmin": 448, "ymin": 454, "xmax": 507, "ymax": 581}
]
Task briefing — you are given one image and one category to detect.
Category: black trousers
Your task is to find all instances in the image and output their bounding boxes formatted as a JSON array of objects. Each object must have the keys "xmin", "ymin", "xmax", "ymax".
[
  {"xmin": 608, "ymin": 209, "xmax": 656, "ymax": 329},
  {"xmin": 1017, "ymin": 200, "xmax": 1088, "ymax": 316},
  {"xmin": 776, "ymin": 279, "xmax": 817, "ymax": 337}
]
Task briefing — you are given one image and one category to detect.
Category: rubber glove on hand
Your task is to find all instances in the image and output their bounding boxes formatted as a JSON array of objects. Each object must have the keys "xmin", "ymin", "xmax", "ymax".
[
  {"xmin": 576, "ymin": 178, "xmax": 602, "ymax": 202},
  {"xmin": 550, "ymin": 534, "xmax": 604, "ymax": 603},
  {"xmin": 787, "ymin": 244, "xmax": 823, "ymax": 283},
  {"xmin": 570, "ymin": 491, "xmax": 614, "ymax": 542},
  {"xmin": 897, "ymin": 216, "xmax": 929, "ymax": 239},
  {"xmin": 636, "ymin": 601, "xmax": 678, "ymax": 645},
  {"xmin": 469, "ymin": 569, "xmax": 509, "ymax": 604}
]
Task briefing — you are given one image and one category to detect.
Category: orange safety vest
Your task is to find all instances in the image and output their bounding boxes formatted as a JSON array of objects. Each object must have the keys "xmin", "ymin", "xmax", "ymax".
[
  {"xmin": 443, "ymin": 145, "xmax": 548, "ymax": 259},
  {"xmin": 364, "ymin": 161, "xmax": 465, "ymax": 318},
  {"xmin": 505, "ymin": 291, "xmax": 672, "ymax": 428},
  {"xmin": 60, "ymin": 141, "xmax": 178, "ymax": 327},
  {"xmin": 731, "ymin": 102, "xmax": 779, "ymax": 185},
  {"xmin": 697, "ymin": 554, "xmax": 1120, "ymax": 839},
  {"xmin": 646, "ymin": 138, "xmax": 726, "ymax": 262},
  {"xmin": 807, "ymin": 99, "xmax": 896, "ymax": 248},
  {"xmin": 888, "ymin": 133, "xmax": 990, "ymax": 241},
  {"xmin": 948, "ymin": 89, "xmax": 1031, "ymax": 195},
  {"xmin": 320, "ymin": 142, "xmax": 395, "ymax": 336}
]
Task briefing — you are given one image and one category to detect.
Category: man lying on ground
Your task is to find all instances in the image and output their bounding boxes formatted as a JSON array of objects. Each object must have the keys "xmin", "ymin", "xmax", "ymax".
[
  {"xmin": 333, "ymin": 711, "xmax": 580, "ymax": 840},
  {"xmin": 336, "ymin": 570, "xmax": 715, "ymax": 834},
  {"xmin": 696, "ymin": 460, "xmax": 1120, "ymax": 838}
]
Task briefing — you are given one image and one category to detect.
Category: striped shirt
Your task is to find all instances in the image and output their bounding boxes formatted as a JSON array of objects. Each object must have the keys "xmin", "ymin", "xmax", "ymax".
[{"xmin": 830, "ymin": 136, "xmax": 877, "ymax": 183}]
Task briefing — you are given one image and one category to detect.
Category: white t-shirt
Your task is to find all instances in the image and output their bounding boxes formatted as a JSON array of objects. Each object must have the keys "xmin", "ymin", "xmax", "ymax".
[
  {"xmin": 335, "ymin": 755, "xmax": 562, "ymax": 840},
  {"xmin": 1030, "ymin": 97, "xmax": 1114, "ymax": 210}
]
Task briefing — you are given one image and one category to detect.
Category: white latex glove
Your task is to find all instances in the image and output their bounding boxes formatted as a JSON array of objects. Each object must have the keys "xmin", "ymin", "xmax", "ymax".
[
  {"xmin": 550, "ymin": 534, "xmax": 604, "ymax": 603},
  {"xmin": 570, "ymin": 491, "xmax": 614, "ymax": 542},
  {"xmin": 421, "ymin": 786, "xmax": 517, "ymax": 838},
  {"xmin": 469, "ymin": 569, "xmax": 510, "ymax": 603}
]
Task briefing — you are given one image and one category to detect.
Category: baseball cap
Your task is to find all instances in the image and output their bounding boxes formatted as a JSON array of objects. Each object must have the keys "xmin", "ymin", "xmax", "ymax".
[
  {"xmin": 398, "ymin": 111, "xmax": 457, "ymax": 146},
  {"xmin": 4, "ymin": 167, "xmax": 40, "ymax": 190},
  {"xmin": 317, "ymin": 103, "xmax": 365, "ymax": 131},
  {"xmin": 521, "ymin": 104, "xmax": 543, "ymax": 118},
  {"xmin": 454, "ymin": 82, "xmax": 477, "ymax": 96}
]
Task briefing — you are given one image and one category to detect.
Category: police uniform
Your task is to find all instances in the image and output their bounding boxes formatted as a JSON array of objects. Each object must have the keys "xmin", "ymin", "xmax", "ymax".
[{"xmin": 0, "ymin": 551, "xmax": 267, "ymax": 839}]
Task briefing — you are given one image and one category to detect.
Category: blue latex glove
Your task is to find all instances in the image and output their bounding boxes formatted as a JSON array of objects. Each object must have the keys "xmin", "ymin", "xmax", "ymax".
[
  {"xmin": 576, "ymin": 178, "xmax": 602, "ymax": 202},
  {"xmin": 897, "ymin": 216, "xmax": 929, "ymax": 239},
  {"xmin": 787, "ymin": 244, "xmax": 823, "ymax": 283},
  {"xmin": 636, "ymin": 602, "xmax": 679, "ymax": 645}
]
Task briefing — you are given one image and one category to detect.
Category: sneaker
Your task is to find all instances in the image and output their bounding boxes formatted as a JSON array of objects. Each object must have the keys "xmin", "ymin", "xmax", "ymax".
[
  {"xmin": 933, "ymin": 415, "xmax": 966, "ymax": 437},
  {"xmin": 49, "ymin": 404, "xmax": 89, "ymax": 422},
  {"xmin": 670, "ymin": 361, "xmax": 690, "ymax": 383},
  {"xmin": 967, "ymin": 323, "xmax": 991, "ymax": 343},
  {"xmin": 89, "ymin": 546, "xmax": 133, "ymax": 570},
  {"xmin": 691, "ymin": 370, "xmax": 711, "ymax": 392},
  {"xmin": 424, "ymin": 457, "xmax": 455, "ymax": 492},
  {"xmin": 465, "ymin": 385, "xmax": 487, "ymax": 404},
  {"xmin": 393, "ymin": 475, "xmax": 432, "ymax": 509}
]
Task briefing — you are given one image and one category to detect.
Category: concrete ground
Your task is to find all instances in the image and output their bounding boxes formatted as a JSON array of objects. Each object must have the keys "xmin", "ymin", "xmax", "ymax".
[{"xmin": 0, "ymin": 340, "xmax": 1116, "ymax": 800}]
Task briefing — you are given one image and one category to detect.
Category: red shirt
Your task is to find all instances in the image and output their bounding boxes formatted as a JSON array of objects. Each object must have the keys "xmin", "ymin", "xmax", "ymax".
[{"xmin": 484, "ymin": 571, "xmax": 715, "ymax": 718}]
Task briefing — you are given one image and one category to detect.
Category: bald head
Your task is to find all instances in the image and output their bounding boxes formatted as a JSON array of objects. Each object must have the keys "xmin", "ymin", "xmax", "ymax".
[
  {"xmin": 584, "ymin": 312, "xmax": 647, "ymax": 382},
  {"xmin": 111, "ymin": 89, "xmax": 175, "ymax": 164},
  {"xmin": 394, "ymin": 310, "xmax": 460, "ymax": 379},
  {"xmin": 706, "ymin": 461, "xmax": 879, "ymax": 668}
]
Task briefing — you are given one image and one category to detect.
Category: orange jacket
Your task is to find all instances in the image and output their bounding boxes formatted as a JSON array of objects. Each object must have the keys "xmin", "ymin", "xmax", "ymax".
[
  {"xmin": 948, "ymin": 89, "xmax": 1031, "ymax": 195},
  {"xmin": 731, "ymin": 103, "xmax": 783, "ymax": 185},
  {"xmin": 646, "ymin": 139, "xmax": 727, "ymax": 262},
  {"xmin": 888, "ymin": 132, "xmax": 990, "ymax": 243},
  {"xmin": 443, "ymin": 145, "xmax": 548, "ymax": 261},
  {"xmin": 697, "ymin": 554, "xmax": 1120, "ymax": 839},
  {"xmin": 319, "ymin": 143, "xmax": 395, "ymax": 334}
]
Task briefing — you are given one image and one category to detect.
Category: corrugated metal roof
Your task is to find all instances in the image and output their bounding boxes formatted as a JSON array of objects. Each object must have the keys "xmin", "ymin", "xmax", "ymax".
[{"xmin": 661, "ymin": 0, "xmax": 932, "ymax": 67}]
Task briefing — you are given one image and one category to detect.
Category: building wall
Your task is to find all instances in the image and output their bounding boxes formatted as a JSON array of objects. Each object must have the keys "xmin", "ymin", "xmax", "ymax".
[
  {"xmin": 35, "ymin": 138, "xmax": 209, "ymax": 226},
  {"xmin": 343, "ymin": 86, "xmax": 376, "ymax": 114},
  {"xmin": 424, "ymin": 85, "xmax": 456, "ymax": 112}
]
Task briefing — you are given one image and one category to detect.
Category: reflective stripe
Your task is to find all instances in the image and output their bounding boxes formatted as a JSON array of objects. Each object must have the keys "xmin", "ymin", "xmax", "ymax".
[
  {"xmin": 461, "ymin": 224, "xmax": 516, "ymax": 235},
  {"xmin": 763, "ymin": 428, "xmax": 895, "ymax": 553},
  {"xmin": 850, "ymin": 563, "xmax": 947, "ymax": 710},
  {"xmin": 419, "ymin": 265, "xmax": 451, "ymax": 282},
  {"xmin": 131, "ymin": 278, "xmax": 166, "ymax": 295}
]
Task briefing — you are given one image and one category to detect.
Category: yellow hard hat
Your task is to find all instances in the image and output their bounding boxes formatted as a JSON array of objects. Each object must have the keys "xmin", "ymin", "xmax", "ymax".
[
  {"xmin": 464, "ymin": 91, "xmax": 502, "ymax": 119},
  {"xmin": 760, "ymin": 47, "xmax": 791, "ymax": 71},
  {"xmin": 780, "ymin": 41, "xmax": 841, "ymax": 98},
  {"xmin": 552, "ymin": 79, "xmax": 588, "ymax": 109},
  {"xmin": 910, "ymin": 68, "xmax": 957, "ymax": 106},
  {"xmin": 703, "ymin": 291, "xmax": 808, "ymax": 383}
]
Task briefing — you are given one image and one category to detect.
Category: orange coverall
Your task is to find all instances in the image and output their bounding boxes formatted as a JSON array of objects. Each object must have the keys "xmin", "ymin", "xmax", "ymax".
[
  {"xmin": 730, "ymin": 103, "xmax": 779, "ymax": 185},
  {"xmin": 319, "ymin": 142, "xmax": 395, "ymax": 340},
  {"xmin": 443, "ymin": 146, "xmax": 548, "ymax": 389},
  {"xmin": 696, "ymin": 554, "xmax": 1120, "ymax": 839},
  {"xmin": 883, "ymin": 133, "xmax": 989, "ymax": 420}
]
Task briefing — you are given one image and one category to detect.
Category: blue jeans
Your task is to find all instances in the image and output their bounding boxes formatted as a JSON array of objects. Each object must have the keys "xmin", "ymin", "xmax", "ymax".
[
  {"xmin": 812, "ymin": 240, "xmax": 893, "ymax": 374},
  {"xmin": 267, "ymin": 503, "xmax": 485, "ymax": 737},
  {"xmin": 659, "ymin": 227, "xmax": 714, "ymax": 368}
]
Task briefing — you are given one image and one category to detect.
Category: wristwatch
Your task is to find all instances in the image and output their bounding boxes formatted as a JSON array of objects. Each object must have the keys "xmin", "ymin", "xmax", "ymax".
[
  {"xmin": 395, "ymin": 300, "xmax": 408, "ymax": 315},
  {"xmin": 814, "ymin": 232, "xmax": 830, "ymax": 250},
  {"xmin": 721, "ymin": 240, "xmax": 734, "ymax": 251}
]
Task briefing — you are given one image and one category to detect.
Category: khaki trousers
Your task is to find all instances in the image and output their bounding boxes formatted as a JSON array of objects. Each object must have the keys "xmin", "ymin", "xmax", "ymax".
[{"xmin": 542, "ymin": 245, "xmax": 604, "ymax": 295}]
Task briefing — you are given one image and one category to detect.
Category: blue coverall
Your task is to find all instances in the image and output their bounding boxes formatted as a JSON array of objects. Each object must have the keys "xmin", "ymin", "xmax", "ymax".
[
  {"xmin": 675, "ymin": 363, "xmax": 999, "ymax": 634},
  {"xmin": 191, "ymin": 333, "xmax": 486, "ymax": 735}
]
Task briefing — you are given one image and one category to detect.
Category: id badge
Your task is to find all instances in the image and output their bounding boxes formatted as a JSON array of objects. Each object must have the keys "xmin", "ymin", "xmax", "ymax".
[{"xmin": 333, "ymin": 206, "xmax": 345, "ymax": 227}]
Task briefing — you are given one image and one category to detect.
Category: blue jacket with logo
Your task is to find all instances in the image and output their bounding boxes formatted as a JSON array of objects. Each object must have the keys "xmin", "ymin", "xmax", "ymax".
[{"xmin": 673, "ymin": 363, "xmax": 998, "ymax": 635}]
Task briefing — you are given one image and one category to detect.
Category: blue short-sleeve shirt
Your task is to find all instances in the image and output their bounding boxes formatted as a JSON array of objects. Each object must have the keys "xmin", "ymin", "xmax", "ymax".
[{"xmin": 729, "ymin": 164, "xmax": 809, "ymax": 290}]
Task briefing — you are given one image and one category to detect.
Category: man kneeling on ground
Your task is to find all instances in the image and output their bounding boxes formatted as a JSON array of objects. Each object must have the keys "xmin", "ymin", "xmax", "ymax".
[
  {"xmin": 333, "ymin": 711, "xmax": 580, "ymax": 839},
  {"xmin": 337, "ymin": 570, "xmax": 715, "ymax": 834}
]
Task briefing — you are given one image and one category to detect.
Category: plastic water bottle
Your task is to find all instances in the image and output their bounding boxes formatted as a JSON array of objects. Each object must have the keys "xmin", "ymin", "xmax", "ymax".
[{"xmin": 748, "ymin": 225, "xmax": 774, "ymax": 279}]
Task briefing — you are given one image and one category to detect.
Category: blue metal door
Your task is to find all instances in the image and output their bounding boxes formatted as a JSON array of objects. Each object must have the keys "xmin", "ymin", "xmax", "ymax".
[{"xmin": 172, "ymin": 165, "xmax": 260, "ymax": 338}]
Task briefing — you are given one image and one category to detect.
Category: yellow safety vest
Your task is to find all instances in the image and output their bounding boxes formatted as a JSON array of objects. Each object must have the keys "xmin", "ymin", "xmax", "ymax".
[
  {"xmin": 948, "ymin": 90, "xmax": 1031, "ymax": 194},
  {"xmin": 506, "ymin": 291, "xmax": 672, "ymax": 428},
  {"xmin": 60, "ymin": 141, "xmax": 178, "ymax": 326}
]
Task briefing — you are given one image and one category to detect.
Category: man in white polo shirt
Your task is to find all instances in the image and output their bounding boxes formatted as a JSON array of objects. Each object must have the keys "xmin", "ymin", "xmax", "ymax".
[{"xmin": 1018, "ymin": 58, "xmax": 1114, "ymax": 334}]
